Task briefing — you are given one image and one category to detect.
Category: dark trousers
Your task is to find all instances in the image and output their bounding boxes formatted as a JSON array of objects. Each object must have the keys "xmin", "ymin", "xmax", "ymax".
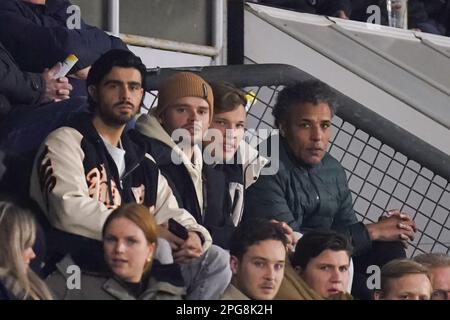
[
  {"xmin": 351, "ymin": 241, "xmax": 406, "ymax": 300},
  {"xmin": 0, "ymin": 97, "xmax": 88, "ymax": 200},
  {"xmin": 0, "ymin": 96, "xmax": 88, "ymax": 155}
]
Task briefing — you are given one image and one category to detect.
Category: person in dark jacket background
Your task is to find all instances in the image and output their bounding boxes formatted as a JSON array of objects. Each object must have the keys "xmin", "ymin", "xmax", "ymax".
[
  {"xmin": 0, "ymin": 40, "xmax": 78, "ymax": 199},
  {"xmin": 408, "ymin": 0, "xmax": 450, "ymax": 36},
  {"xmin": 0, "ymin": 0, "xmax": 127, "ymax": 154},
  {"xmin": 258, "ymin": 0, "xmax": 352, "ymax": 19},
  {"xmin": 244, "ymin": 80, "xmax": 417, "ymax": 299},
  {"xmin": 0, "ymin": 0, "xmax": 128, "ymax": 95},
  {"xmin": 0, "ymin": 41, "xmax": 72, "ymax": 121},
  {"xmin": 350, "ymin": 0, "xmax": 448, "ymax": 35}
]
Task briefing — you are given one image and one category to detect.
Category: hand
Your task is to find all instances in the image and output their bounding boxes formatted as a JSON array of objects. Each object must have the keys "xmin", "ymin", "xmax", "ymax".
[
  {"xmin": 68, "ymin": 66, "xmax": 91, "ymax": 80},
  {"xmin": 41, "ymin": 63, "xmax": 73, "ymax": 103},
  {"xmin": 270, "ymin": 219, "xmax": 297, "ymax": 251},
  {"xmin": 335, "ymin": 10, "xmax": 349, "ymax": 19},
  {"xmin": 173, "ymin": 231, "xmax": 202, "ymax": 264},
  {"xmin": 367, "ymin": 210, "xmax": 416, "ymax": 247},
  {"xmin": 380, "ymin": 210, "xmax": 417, "ymax": 232},
  {"xmin": 383, "ymin": 210, "xmax": 417, "ymax": 248},
  {"xmin": 157, "ymin": 223, "xmax": 185, "ymax": 251}
]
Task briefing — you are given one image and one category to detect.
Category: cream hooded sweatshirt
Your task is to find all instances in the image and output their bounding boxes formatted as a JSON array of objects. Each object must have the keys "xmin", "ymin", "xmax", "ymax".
[{"xmin": 136, "ymin": 113, "xmax": 205, "ymax": 215}]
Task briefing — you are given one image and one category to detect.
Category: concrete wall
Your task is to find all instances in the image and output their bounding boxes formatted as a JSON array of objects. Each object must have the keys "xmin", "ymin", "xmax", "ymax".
[
  {"xmin": 71, "ymin": 0, "xmax": 107, "ymax": 29},
  {"xmin": 68, "ymin": 1, "xmax": 213, "ymax": 71},
  {"xmin": 71, "ymin": 0, "xmax": 211, "ymax": 45}
]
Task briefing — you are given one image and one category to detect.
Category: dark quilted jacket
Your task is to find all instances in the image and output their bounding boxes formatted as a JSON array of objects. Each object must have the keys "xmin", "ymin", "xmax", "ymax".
[{"xmin": 244, "ymin": 136, "xmax": 371, "ymax": 255}]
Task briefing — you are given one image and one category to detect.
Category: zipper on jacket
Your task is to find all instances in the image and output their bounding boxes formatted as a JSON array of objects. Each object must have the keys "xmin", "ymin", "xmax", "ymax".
[
  {"xmin": 201, "ymin": 170, "xmax": 207, "ymax": 224},
  {"xmin": 307, "ymin": 168, "xmax": 320, "ymax": 211},
  {"xmin": 120, "ymin": 162, "xmax": 141, "ymax": 189}
]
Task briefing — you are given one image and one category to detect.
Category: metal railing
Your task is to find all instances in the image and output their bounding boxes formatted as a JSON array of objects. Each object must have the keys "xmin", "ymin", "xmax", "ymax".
[{"xmin": 144, "ymin": 64, "xmax": 450, "ymax": 256}]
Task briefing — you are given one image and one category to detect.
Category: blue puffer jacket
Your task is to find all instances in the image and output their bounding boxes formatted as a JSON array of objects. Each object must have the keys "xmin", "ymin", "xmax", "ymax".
[{"xmin": 244, "ymin": 136, "xmax": 371, "ymax": 255}]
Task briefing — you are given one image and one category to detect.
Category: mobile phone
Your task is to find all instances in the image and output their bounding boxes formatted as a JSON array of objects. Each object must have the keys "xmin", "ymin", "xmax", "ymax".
[{"xmin": 168, "ymin": 218, "xmax": 189, "ymax": 240}]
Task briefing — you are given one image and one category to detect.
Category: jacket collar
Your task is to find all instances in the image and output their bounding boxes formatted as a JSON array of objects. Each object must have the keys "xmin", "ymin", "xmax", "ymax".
[
  {"xmin": 222, "ymin": 282, "xmax": 250, "ymax": 300},
  {"xmin": 102, "ymin": 274, "xmax": 185, "ymax": 300},
  {"xmin": 55, "ymin": 255, "xmax": 185, "ymax": 300},
  {"xmin": 102, "ymin": 277, "xmax": 136, "ymax": 300},
  {"xmin": 136, "ymin": 113, "xmax": 203, "ymax": 170},
  {"xmin": 136, "ymin": 113, "xmax": 204, "ymax": 208},
  {"xmin": 65, "ymin": 112, "xmax": 147, "ymax": 172},
  {"xmin": 238, "ymin": 140, "xmax": 269, "ymax": 189}
]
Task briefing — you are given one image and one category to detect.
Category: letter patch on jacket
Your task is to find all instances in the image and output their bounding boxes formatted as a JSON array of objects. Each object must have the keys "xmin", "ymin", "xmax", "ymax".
[{"xmin": 86, "ymin": 164, "xmax": 121, "ymax": 209}]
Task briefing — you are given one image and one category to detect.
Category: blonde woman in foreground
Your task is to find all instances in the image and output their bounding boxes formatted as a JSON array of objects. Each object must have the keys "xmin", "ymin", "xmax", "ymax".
[{"xmin": 0, "ymin": 201, "xmax": 52, "ymax": 300}]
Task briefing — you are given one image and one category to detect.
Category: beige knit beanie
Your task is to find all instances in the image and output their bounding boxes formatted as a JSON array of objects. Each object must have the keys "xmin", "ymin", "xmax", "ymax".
[{"xmin": 154, "ymin": 72, "xmax": 214, "ymax": 122}]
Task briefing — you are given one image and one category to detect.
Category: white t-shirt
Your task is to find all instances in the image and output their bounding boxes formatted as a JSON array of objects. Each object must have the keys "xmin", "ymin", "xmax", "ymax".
[{"xmin": 101, "ymin": 135, "xmax": 126, "ymax": 178}]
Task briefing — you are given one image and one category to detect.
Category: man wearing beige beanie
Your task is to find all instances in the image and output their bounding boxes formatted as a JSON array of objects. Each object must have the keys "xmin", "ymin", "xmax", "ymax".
[
  {"xmin": 134, "ymin": 72, "xmax": 233, "ymax": 299},
  {"xmin": 152, "ymin": 71, "xmax": 214, "ymax": 145}
]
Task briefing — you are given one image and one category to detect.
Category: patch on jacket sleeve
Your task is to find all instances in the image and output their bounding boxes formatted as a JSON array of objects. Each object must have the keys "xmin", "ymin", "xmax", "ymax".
[
  {"xmin": 37, "ymin": 146, "xmax": 57, "ymax": 210},
  {"xmin": 131, "ymin": 184, "xmax": 146, "ymax": 204},
  {"xmin": 86, "ymin": 164, "xmax": 121, "ymax": 209}
]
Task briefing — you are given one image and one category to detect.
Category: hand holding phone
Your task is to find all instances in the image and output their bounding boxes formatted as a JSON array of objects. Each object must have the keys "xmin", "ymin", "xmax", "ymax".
[{"xmin": 168, "ymin": 218, "xmax": 189, "ymax": 240}]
